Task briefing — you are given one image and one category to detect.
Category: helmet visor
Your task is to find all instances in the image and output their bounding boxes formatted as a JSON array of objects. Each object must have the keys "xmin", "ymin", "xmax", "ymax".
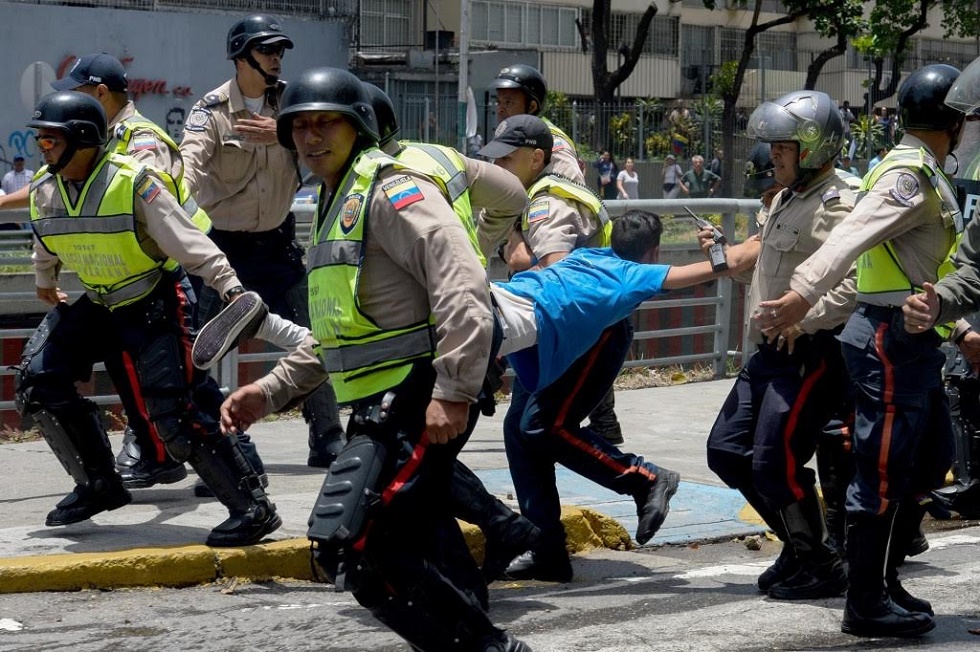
[
  {"xmin": 946, "ymin": 57, "xmax": 980, "ymax": 116},
  {"xmin": 746, "ymin": 101, "xmax": 804, "ymax": 142}
]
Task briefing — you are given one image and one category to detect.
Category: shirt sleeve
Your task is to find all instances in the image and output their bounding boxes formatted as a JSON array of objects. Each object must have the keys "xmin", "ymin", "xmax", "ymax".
[
  {"xmin": 937, "ymin": 214, "xmax": 980, "ymax": 323},
  {"xmin": 255, "ymin": 334, "xmax": 330, "ymax": 413},
  {"xmin": 178, "ymin": 103, "xmax": 218, "ymax": 198},
  {"xmin": 524, "ymin": 194, "xmax": 587, "ymax": 261},
  {"xmin": 127, "ymin": 128, "xmax": 180, "ymax": 181},
  {"xmin": 465, "ymin": 157, "xmax": 527, "ymax": 260},
  {"xmin": 135, "ymin": 170, "xmax": 240, "ymax": 298}
]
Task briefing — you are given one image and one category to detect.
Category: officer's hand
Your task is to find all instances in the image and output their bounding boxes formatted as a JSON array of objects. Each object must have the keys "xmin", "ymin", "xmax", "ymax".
[
  {"xmin": 957, "ymin": 330, "xmax": 980, "ymax": 371},
  {"xmin": 425, "ymin": 398, "xmax": 469, "ymax": 444},
  {"xmin": 775, "ymin": 324, "xmax": 803, "ymax": 354},
  {"xmin": 220, "ymin": 384, "xmax": 268, "ymax": 435},
  {"xmin": 234, "ymin": 114, "xmax": 279, "ymax": 145},
  {"xmin": 903, "ymin": 282, "xmax": 940, "ymax": 333},
  {"xmin": 36, "ymin": 286, "xmax": 67, "ymax": 306},
  {"xmin": 757, "ymin": 291, "xmax": 811, "ymax": 336},
  {"xmin": 506, "ymin": 238, "xmax": 534, "ymax": 274}
]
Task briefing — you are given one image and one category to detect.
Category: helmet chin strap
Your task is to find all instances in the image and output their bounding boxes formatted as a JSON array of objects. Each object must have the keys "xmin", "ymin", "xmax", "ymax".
[
  {"xmin": 47, "ymin": 142, "xmax": 78, "ymax": 175},
  {"xmin": 244, "ymin": 53, "xmax": 279, "ymax": 87}
]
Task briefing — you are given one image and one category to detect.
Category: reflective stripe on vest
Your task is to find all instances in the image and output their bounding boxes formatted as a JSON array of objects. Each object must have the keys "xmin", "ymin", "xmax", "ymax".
[
  {"xmin": 112, "ymin": 115, "xmax": 212, "ymax": 233},
  {"xmin": 525, "ymin": 174, "xmax": 613, "ymax": 245},
  {"xmin": 394, "ymin": 142, "xmax": 486, "ymax": 267},
  {"xmin": 30, "ymin": 152, "xmax": 177, "ymax": 309},
  {"xmin": 307, "ymin": 150, "xmax": 438, "ymax": 404}
]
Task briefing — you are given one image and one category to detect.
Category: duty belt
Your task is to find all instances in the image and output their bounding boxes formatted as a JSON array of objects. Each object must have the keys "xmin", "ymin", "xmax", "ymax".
[
  {"xmin": 321, "ymin": 325, "xmax": 437, "ymax": 373},
  {"xmin": 84, "ymin": 269, "xmax": 162, "ymax": 309}
]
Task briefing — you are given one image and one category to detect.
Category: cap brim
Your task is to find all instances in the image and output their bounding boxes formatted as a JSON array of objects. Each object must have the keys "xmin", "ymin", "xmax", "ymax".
[
  {"xmin": 477, "ymin": 141, "xmax": 519, "ymax": 159},
  {"xmin": 51, "ymin": 76, "xmax": 84, "ymax": 91}
]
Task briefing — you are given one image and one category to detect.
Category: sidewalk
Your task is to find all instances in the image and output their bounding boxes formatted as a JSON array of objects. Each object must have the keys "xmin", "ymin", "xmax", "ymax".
[{"xmin": 0, "ymin": 378, "xmax": 766, "ymax": 593}]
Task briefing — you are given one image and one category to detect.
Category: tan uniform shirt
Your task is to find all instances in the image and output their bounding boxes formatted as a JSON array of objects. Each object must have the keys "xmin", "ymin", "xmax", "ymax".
[
  {"xmin": 791, "ymin": 136, "xmax": 958, "ymax": 309},
  {"xmin": 257, "ymin": 165, "xmax": 494, "ymax": 409},
  {"xmin": 523, "ymin": 165, "xmax": 606, "ymax": 261},
  {"xmin": 745, "ymin": 169, "xmax": 857, "ymax": 343},
  {"xmin": 179, "ymin": 78, "xmax": 298, "ymax": 232},
  {"xmin": 31, "ymin": 161, "xmax": 240, "ymax": 297},
  {"xmin": 110, "ymin": 102, "xmax": 182, "ymax": 181}
]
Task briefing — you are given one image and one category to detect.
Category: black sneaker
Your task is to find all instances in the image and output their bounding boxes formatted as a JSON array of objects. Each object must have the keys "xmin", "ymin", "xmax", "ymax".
[
  {"xmin": 45, "ymin": 479, "xmax": 132, "ymax": 526},
  {"xmin": 502, "ymin": 550, "xmax": 572, "ymax": 583},
  {"xmin": 205, "ymin": 500, "xmax": 282, "ymax": 547},
  {"xmin": 634, "ymin": 468, "xmax": 680, "ymax": 545},
  {"xmin": 192, "ymin": 291, "xmax": 267, "ymax": 370},
  {"xmin": 482, "ymin": 517, "xmax": 542, "ymax": 583}
]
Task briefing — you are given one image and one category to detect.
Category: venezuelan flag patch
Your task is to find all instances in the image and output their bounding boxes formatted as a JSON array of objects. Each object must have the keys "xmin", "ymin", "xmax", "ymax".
[
  {"xmin": 132, "ymin": 132, "xmax": 158, "ymax": 152},
  {"xmin": 382, "ymin": 176, "xmax": 424, "ymax": 210},
  {"xmin": 528, "ymin": 198, "xmax": 550, "ymax": 223},
  {"xmin": 137, "ymin": 176, "xmax": 161, "ymax": 204}
]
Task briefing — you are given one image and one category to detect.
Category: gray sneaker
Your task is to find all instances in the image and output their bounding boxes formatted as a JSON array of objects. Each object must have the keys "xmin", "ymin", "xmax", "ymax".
[{"xmin": 192, "ymin": 291, "xmax": 267, "ymax": 370}]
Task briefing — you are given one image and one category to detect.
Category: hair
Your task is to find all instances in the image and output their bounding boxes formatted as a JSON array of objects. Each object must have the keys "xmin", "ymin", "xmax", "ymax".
[
  {"xmin": 691, "ymin": 155, "xmax": 704, "ymax": 165},
  {"xmin": 611, "ymin": 210, "xmax": 663, "ymax": 262}
]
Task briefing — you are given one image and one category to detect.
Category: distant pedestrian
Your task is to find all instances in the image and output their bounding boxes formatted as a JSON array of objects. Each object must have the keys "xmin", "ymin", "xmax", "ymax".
[
  {"xmin": 616, "ymin": 157, "xmax": 639, "ymax": 199},
  {"xmin": 1, "ymin": 156, "xmax": 33, "ymax": 195},
  {"xmin": 662, "ymin": 154, "xmax": 683, "ymax": 198},
  {"xmin": 679, "ymin": 155, "xmax": 720, "ymax": 198},
  {"xmin": 594, "ymin": 150, "xmax": 619, "ymax": 200},
  {"xmin": 708, "ymin": 148, "xmax": 723, "ymax": 179}
]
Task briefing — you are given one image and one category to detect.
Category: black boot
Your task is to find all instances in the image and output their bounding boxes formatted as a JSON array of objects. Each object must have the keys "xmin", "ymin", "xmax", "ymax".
[
  {"xmin": 187, "ymin": 432, "xmax": 281, "ymax": 547},
  {"xmin": 32, "ymin": 404, "xmax": 133, "ymax": 526},
  {"xmin": 729, "ymin": 483, "xmax": 798, "ymax": 593},
  {"xmin": 115, "ymin": 425, "xmax": 188, "ymax": 489},
  {"xmin": 303, "ymin": 383, "xmax": 347, "ymax": 468},
  {"xmin": 886, "ymin": 501, "xmax": 933, "ymax": 616},
  {"xmin": 841, "ymin": 510, "xmax": 935, "ymax": 637},
  {"xmin": 451, "ymin": 462, "xmax": 542, "ymax": 583},
  {"xmin": 816, "ymin": 428, "xmax": 854, "ymax": 559},
  {"xmin": 768, "ymin": 493, "xmax": 847, "ymax": 600},
  {"xmin": 503, "ymin": 532, "xmax": 572, "ymax": 583},
  {"xmin": 193, "ymin": 432, "xmax": 267, "ymax": 497}
]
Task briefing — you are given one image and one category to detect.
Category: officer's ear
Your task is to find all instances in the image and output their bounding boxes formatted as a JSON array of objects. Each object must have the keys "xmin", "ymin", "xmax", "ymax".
[
  {"xmin": 527, "ymin": 98, "xmax": 540, "ymax": 115},
  {"xmin": 531, "ymin": 147, "xmax": 546, "ymax": 172}
]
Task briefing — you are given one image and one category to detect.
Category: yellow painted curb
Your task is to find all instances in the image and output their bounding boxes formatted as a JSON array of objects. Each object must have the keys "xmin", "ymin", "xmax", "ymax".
[{"xmin": 0, "ymin": 506, "xmax": 632, "ymax": 594}]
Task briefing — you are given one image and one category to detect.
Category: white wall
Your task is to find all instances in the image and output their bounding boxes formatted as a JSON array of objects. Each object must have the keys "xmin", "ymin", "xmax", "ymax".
[{"xmin": 0, "ymin": 2, "xmax": 347, "ymax": 174}]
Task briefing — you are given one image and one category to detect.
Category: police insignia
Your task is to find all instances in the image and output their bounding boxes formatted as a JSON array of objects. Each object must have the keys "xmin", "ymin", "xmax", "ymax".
[
  {"xmin": 890, "ymin": 172, "xmax": 919, "ymax": 207},
  {"xmin": 136, "ymin": 176, "xmax": 161, "ymax": 204},
  {"xmin": 552, "ymin": 136, "xmax": 569, "ymax": 152},
  {"xmin": 341, "ymin": 194, "xmax": 363, "ymax": 232},
  {"xmin": 528, "ymin": 198, "xmax": 550, "ymax": 223},
  {"xmin": 185, "ymin": 108, "xmax": 212, "ymax": 132},
  {"xmin": 382, "ymin": 176, "xmax": 424, "ymax": 210}
]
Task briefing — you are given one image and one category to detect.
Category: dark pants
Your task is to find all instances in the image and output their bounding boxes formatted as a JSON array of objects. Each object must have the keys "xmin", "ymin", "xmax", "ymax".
[
  {"xmin": 504, "ymin": 319, "xmax": 664, "ymax": 547},
  {"xmin": 341, "ymin": 363, "xmax": 503, "ymax": 650},
  {"xmin": 18, "ymin": 272, "xmax": 229, "ymax": 462},
  {"xmin": 838, "ymin": 304, "xmax": 954, "ymax": 516},
  {"xmin": 706, "ymin": 330, "xmax": 848, "ymax": 510}
]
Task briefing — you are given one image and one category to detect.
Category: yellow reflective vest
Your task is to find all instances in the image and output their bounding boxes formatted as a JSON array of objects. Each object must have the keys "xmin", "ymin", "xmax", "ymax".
[
  {"xmin": 30, "ymin": 152, "xmax": 179, "ymax": 310},
  {"xmin": 111, "ymin": 114, "xmax": 212, "ymax": 234},
  {"xmin": 307, "ymin": 151, "xmax": 444, "ymax": 404}
]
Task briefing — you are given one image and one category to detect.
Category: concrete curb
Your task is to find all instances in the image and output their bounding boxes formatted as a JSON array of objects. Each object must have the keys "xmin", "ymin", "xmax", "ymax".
[{"xmin": 0, "ymin": 507, "xmax": 630, "ymax": 594}]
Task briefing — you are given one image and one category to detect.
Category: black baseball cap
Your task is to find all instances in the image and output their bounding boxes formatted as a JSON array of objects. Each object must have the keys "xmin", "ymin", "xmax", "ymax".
[
  {"xmin": 52, "ymin": 53, "xmax": 128, "ymax": 93},
  {"xmin": 478, "ymin": 114, "xmax": 553, "ymax": 159}
]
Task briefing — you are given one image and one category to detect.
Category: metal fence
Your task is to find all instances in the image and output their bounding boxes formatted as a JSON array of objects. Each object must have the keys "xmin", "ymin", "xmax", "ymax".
[{"xmin": 0, "ymin": 198, "xmax": 760, "ymax": 419}]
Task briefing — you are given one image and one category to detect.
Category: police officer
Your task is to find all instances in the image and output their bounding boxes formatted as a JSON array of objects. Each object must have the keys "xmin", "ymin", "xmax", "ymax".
[
  {"xmin": 19, "ymin": 91, "xmax": 279, "ymax": 547},
  {"xmin": 180, "ymin": 15, "xmax": 346, "ymax": 470},
  {"xmin": 489, "ymin": 64, "xmax": 623, "ymax": 445},
  {"xmin": 48, "ymin": 52, "xmax": 219, "ymax": 489},
  {"xmin": 706, "ymin": 91, "xmax": 854, "ymax": 602},
  {"xmin": 219, "ymin": 68, "xmax": 530, "ymax": 652},
  {"xmin": 761, "ymin": 64, "xmax": 968, "ymax": 637}
]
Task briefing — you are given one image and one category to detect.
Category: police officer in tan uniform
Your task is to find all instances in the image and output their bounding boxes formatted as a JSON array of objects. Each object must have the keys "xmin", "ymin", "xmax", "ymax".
[
  {"xmin": 705, "ymin": 91, "xmax": 854, "ymax": 602},
  {"xmin": 217, "ymin": 67, "xmax": 530, "ymax": 652},
  {"xmin": 181, "ymin": 15, "xmax": 346, "ymax": 470},
  {"xmin": 760, "ymin": 64, "xmax": 968, "ymax": 637},
  {"xmin": 19, "ymin": 91, "xmax": 279, "ymax": 547}
]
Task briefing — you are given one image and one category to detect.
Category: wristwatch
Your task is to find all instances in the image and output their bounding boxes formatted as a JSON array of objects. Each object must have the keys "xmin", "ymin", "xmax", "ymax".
[{"xmin": 224, "ymin": 285, "xmax": 246, "ymax": 302}]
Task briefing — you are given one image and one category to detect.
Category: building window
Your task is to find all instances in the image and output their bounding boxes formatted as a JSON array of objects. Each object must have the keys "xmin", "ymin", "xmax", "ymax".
[
  {"xmin": 360, "ymin": 0, "xmax": 419, "ymax": 48},
  {"xmin": 580, "ymin": 10, "xmax": 680, "ymax": 57},
  {"xmin": 721, "ymin": 28, "xmax": 796, "ymax": 71},
  {"xmin": 471, "ymin": 1, "xmax": 579, "ymax": 48}
]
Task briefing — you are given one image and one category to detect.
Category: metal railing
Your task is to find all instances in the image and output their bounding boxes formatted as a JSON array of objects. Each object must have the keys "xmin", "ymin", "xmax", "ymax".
[{"xmin": 0, "ymin": 198, "xmax": 760, "ymax": 413}]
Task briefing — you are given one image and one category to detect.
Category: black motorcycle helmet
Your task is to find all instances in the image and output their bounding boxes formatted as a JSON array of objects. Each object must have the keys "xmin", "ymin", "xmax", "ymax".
[
  {"xmin": 227, "ymin": 15, "xmax": 294, "ymax": 59},
  {"xmin": 899, "ymin": 64, "xmax": 963, "ymax": 131},
  {"xmin": 489, "ymin": 64, "xmax": 547, "ymax": 114},
  {"xmin": 277, "ymin": 68, "xmax": 380, "ymax": 150},
  {"xmin": 27, "ymin": 91, "xmax": 107, "ymax": 174},
  {"xmin": 362, "ymin": 82, "xmax": 399, "ymax": 148}
]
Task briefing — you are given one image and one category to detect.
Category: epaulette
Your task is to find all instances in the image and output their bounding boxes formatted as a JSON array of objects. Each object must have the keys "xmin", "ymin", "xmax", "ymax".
[
  {"xmin": 821, "ymin": 188, "xmax": 840, "ymax": 204},
  {"xmin": 201, "ymin": 92, "xmax": 227, "ymax": 108}
]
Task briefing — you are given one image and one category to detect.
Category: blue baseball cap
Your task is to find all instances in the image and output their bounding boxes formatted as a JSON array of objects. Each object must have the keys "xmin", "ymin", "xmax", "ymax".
[{"xmin": 52, "ymin": 53, "xmax": 128, "ymax": 93}]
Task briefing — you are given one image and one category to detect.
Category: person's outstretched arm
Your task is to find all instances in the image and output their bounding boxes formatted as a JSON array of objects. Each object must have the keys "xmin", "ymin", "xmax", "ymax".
[{"xmin": 662, "ymin": 236, "xmax": 760, "ymax": 290}]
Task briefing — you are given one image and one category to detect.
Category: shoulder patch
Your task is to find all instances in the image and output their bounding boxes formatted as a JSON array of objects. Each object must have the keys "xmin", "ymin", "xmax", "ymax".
[
  {"xmin": 340, "ymin": 193, "xmax": 363, "ymax": 233},
  {"xmin": 202, "ymin": 93, "xmax": 227, "ymax": 108},
  {"xmin": 821, "ymin": 188, "xmax": 840, "ymax": 205},
  {"xmin": 185, "ymin": 108, "xmax": 213, "ymax": 133},
  {"xmin": 135, "ymin": 173, "xmax": 161, "ymax": 204},
  {"xmin": 131, "ymin": 130, "xmax": 159, "ymax": 152},
  {"xmin": 890, "ymin": 172, "xmax": 919, "ymax": 207},
  {"xmin": 552, "ymin": 136, "xmax": 570, "ymax": 153},
  {"xmin": 114, "ymin": 123, "xmax": 130, "ymax": 141},
  {"xmin": 382, "ymin": 175, "xmax": 424, "ymax": 210},
  {"xmin": 528, "ymin": 198, "xmax": 550, "ymax": 224}
]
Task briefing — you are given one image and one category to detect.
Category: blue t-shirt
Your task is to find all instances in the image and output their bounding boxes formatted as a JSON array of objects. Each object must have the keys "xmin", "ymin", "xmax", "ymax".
[{"xmin": 499, "ymin": 247, "xmax": 670, "ymax": 392}]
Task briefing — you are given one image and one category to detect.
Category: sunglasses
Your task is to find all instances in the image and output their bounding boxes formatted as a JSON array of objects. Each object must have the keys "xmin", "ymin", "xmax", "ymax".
[
  {"xmin": 254, "ymin": 43, "xmax": 286, "ymax": 57},
  {"xmin": 34, "ymin": 135, "xmax": 63, "ymax": 151}
]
